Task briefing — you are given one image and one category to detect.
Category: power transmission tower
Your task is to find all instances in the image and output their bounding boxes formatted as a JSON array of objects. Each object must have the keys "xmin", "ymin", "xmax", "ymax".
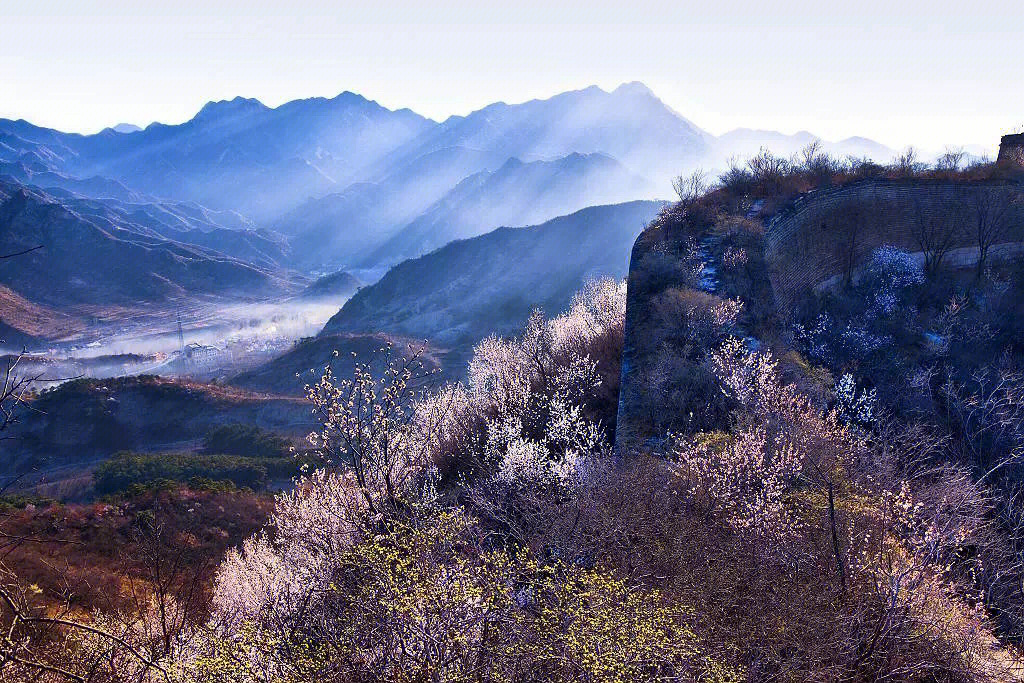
[{"xmin": 176, "ymin": 310, "xmax": 185, "ymax": 353}]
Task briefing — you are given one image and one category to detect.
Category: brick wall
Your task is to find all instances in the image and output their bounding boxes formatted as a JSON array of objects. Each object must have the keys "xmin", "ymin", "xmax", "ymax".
[
  {"xmin": 765, "ymin": 179, "xmax": 1024, "ymax": 313},
  {"xmin": 616, "ymin": 178, "xmax": 1024, "ymax": 453},
  {"xmin": 998, "ymin": 133, "xmax": 1024, "ymax": 168}
]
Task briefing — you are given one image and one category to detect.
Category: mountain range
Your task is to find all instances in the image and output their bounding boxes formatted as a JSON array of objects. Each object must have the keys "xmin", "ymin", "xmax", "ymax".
[
  {"xmin": 0, "ymin": 93, "xmax": 432, "ymax": 221},
  {"xmin": 712, "ymin": 129, "xmax": 897, "ymax": 165},
  {"xmin": 0, "ymin": 179, "xmax": 295, "ymax": 312},
  {"xmin": 0, "ymin": 84, "xmax": 896, "ymax": 273},
  {"xmin": 0, "ymin": 83, "xmax": 900, "ymax": 344}
]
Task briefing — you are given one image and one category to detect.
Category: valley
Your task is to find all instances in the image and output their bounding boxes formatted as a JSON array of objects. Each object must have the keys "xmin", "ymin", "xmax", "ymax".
[
  {"xmin": 4, "ymin": 4, "xmax": 1024, "ymax": 679},
  {"xmin": 0, "ymin": 82, "xmax": 971, "ymax": 504},
  {"xmin": 6, "ymin": 294, "xmax": 343, "ymax": 384}
]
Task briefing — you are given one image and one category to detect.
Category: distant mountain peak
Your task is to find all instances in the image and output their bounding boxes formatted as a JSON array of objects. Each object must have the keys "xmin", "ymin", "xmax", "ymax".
[
  {"xmin": 612, "ymin": 81, "xmax": 655, "ymax": 97},
  {"xmin": 329, "ymin": 90, "xmax": 366, "ymax": 103},
  {"xmin": 497, "ymin": 156, "xmax": 526, "ymax": 171},
  {"xmin": 494, "ymin": 152, "xmax": 617, "ymax": 174},
  {"xmin": 111, "ymin": 123, "xmax": 141, "ymax": 134},
  {"xmin": 558, "ymin": 151, "xmax": 618, "ymax": 167},
  {"xmin": 194, "ymin": 96, "xmax": 269, "ymax": 122},
  {"xmin": 840, "ymin": 135, "xmax": 877, "ymax": 145}
]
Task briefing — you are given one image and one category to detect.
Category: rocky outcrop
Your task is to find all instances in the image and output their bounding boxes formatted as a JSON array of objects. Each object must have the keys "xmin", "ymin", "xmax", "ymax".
[{"xmin": 616, "ymin": 178, "xmax": 1024, "ymax": 453}]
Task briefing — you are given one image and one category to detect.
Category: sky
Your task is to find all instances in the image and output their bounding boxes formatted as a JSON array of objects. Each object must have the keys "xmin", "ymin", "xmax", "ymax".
[{"xmin": 1, "ymin": 1, "xmax": 1021, "ymax": 153}]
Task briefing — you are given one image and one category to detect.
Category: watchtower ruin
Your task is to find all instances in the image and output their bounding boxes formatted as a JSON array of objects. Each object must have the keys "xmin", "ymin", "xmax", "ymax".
[{"xmin": 998, "ymin": 133, "xmax": 1024, "ymax": 170}]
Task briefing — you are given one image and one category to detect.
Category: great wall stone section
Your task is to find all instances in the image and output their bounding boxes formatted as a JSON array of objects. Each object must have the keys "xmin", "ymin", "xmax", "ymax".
[
  {"xmin": 616, "ymin": 178, "xmax": 1024, "ymax": 453},
  {"xmin": 765, "ymin": 180, "xmax": 1024, "ymax": 313},
  {"xmin": 998, "ymin": 133, "xmax": 1024, "ymax": 168},
  {"xmin": 615, "ymin": 216, "xmax": 703, "ymax": 453}
]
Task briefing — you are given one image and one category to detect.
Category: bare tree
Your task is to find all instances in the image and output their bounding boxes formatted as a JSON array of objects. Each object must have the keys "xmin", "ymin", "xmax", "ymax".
[
  {"xmin": 0, "ymin": 352, "xmax": 40, "ymax": 440},
  {"xmin": 123, "ymin": 514, "xmax": 210, "ymax": 661},
  {"xmin": 909, "ymin": 195, "xmax": 962, "ymax": 273},
  {"xmin": 936, "ymin": 147, "xmax": 966, "ymax": 172},
  {"xmin": 940, "ymin": 366, "xmax": 1024, "ymax": 479},
  {"xmin": 835, "ymin": 197, "xmax": 869, "ymax": 285},
  {"xmin": 800, "ymin": 140, "xmax": 838, "ymax": 183},
  {"xmin": 799, "ymin": 140, "xmax": 823, "ymax": 167},
  {"xmin": 967, "ymin": 186, "xmax": 1021, "ymax": 274},
  {"xmin": 718, "ymin": 156, "xmax": 754, "ymax": 211},
  {"xmin": 0, "ymin": 247, "xmax": 44, "ymax": 440},
  {"xmin": 0, "ymin": 566, "xmax": 171, "ymax": 682},
  {"xmin": 992, "ymin": 485, "xmax": 1024, "ymax": 636},
  {"xmin": 892, "ymin": 147, "xmax": 926, "ymax": 177},
  {"xmin": 671, "ymin": 168, "xmax": 710, "ymax": 210},
  {"xmin": 746, "ymin": 147, "xmax": 791, "ymax": 193}
]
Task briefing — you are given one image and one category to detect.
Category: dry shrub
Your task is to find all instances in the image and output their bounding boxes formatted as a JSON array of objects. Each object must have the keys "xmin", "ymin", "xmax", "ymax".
[{"xmin": 650, "ymin": 288, "xmax": 743, "ymax": 352}]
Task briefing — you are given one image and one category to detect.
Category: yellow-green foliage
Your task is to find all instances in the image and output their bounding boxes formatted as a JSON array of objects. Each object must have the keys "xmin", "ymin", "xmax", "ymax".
[
  {"xmin": 185, "ymin": 504, "xmax": 729, "ymax": 683},
  {"xmin": 333, "ymin": 506, "xmax": 710, "ymax": 681},
  {"xmin": 782, "ymin": 349, "xmax": 833, "ymax": 395},
  {"xmin": 333, "ymin": 508, "xmax": 517, "ymax": 681},
  {"xmin": 526, "ymin": 567, "xmax": 697, "ymax": 682}
]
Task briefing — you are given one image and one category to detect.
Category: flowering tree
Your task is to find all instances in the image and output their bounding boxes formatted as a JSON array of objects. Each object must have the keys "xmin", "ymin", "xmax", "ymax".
[
  {"xmin": 204, "ymin": 279, "xmax": 637, "ymax": 673},
  {"xmin": 834, "ymin": 373, "xmax": 877, "ymax": 430},
  {"xmin": 467, "ymin": 279, "xmax": 626, "ymax": 490},
  {"xmin": 304, "ymin": 343, "xmax": 441, "ymax": 514},
  {"xmin": 862, "ymin": 245, "xmax": 924, "ymax": 317},
  {"xmin": 674, "ymin": 427, "xmax": 802, "ymax": 544}
]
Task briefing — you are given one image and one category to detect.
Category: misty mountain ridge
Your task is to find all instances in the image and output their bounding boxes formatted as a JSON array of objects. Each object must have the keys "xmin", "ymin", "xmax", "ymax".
[
  {"xmin": 364, "ymin": 82, "xmax": 711, "ymax": 184},
  {"xmin": 1, "ymin": 158, "xmax": 146, "ymax": 203},
  {"xmin": 0, "ymin": 82, "xmax": 909, "ymax": 289},
  {"xmin": 0, "ymin": 178, "xmax": 295, "ymax": 316},
  {"xmin": 361, "ymin": 152, "xmax": 653, "ymax": 269},
  {"xmin": 274, "ymin": 146, "xmax": 513, "ymax": 270},
  {"xmin": 323, "ymin": 200, "xmax": 665, "ymax": 354},
  {"xmin": 0, "ymin": 91, "xmax": 434, "ymax": 220}
]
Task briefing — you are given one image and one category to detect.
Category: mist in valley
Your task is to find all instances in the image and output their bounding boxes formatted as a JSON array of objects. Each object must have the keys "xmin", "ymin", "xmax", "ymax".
[{"xmin": 6, "ymin": 297, "xmax": 349, "ymax": 388}]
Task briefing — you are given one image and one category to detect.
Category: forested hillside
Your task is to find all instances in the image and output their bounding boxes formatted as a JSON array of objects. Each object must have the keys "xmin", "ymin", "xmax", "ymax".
[
  {"xmin": 4, "ymin": 146, "xmax": 1023, "ymax": 681},
  {"xmin": 323, "ymin": 200, "xmax": 663, "ymax": 349}
]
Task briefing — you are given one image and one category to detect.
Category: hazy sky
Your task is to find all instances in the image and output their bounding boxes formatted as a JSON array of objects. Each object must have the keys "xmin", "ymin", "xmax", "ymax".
[{"xmin": 2, "ymin": 1, "xmax": 1020, "ymax": 152}]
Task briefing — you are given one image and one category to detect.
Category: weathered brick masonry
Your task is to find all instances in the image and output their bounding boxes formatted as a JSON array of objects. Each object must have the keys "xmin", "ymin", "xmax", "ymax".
[
  {"xmin": 616, "ymin": 177, "xmax": 1024, "ymax": 452},
  {"xmin": 998, "ymin": 133, "xmax": 1024, "ymax": 168},
  {"xmin": 765, "ymin": 179, "xmax": 1024, "ymax": 314}
]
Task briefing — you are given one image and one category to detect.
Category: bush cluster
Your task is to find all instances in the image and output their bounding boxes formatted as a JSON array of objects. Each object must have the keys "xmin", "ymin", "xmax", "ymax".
[
  {"xmin": 93, "ymin": 452, "xmax": 299, "ymax": 496},
  {"xmin": 203, "ymin": 423, "xmax": 292, "ymax": 458}
]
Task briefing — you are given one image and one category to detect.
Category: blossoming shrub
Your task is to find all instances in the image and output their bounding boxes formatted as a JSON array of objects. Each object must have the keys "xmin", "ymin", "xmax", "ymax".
[
  {"xmin": 667, "ymin": 337, "xmax": 1018, "ymax": 680},
  {"xmin": 211, "ymin": 469, "xmax": 365, "ymax": 634},
  {"xmin": 674, "ymin": 426, "xmax": 802, "ymax": 544},
  {"xmin": 194, "ymin": 505, "xmax": 720, "ymax": 683},
  {"xmin": 195, "ymin": 282, "xmax": 1020, "ymax": 683},
  {"xmin": 650, "ymin": 288, "xmax": 743, "ymax": 352}
]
